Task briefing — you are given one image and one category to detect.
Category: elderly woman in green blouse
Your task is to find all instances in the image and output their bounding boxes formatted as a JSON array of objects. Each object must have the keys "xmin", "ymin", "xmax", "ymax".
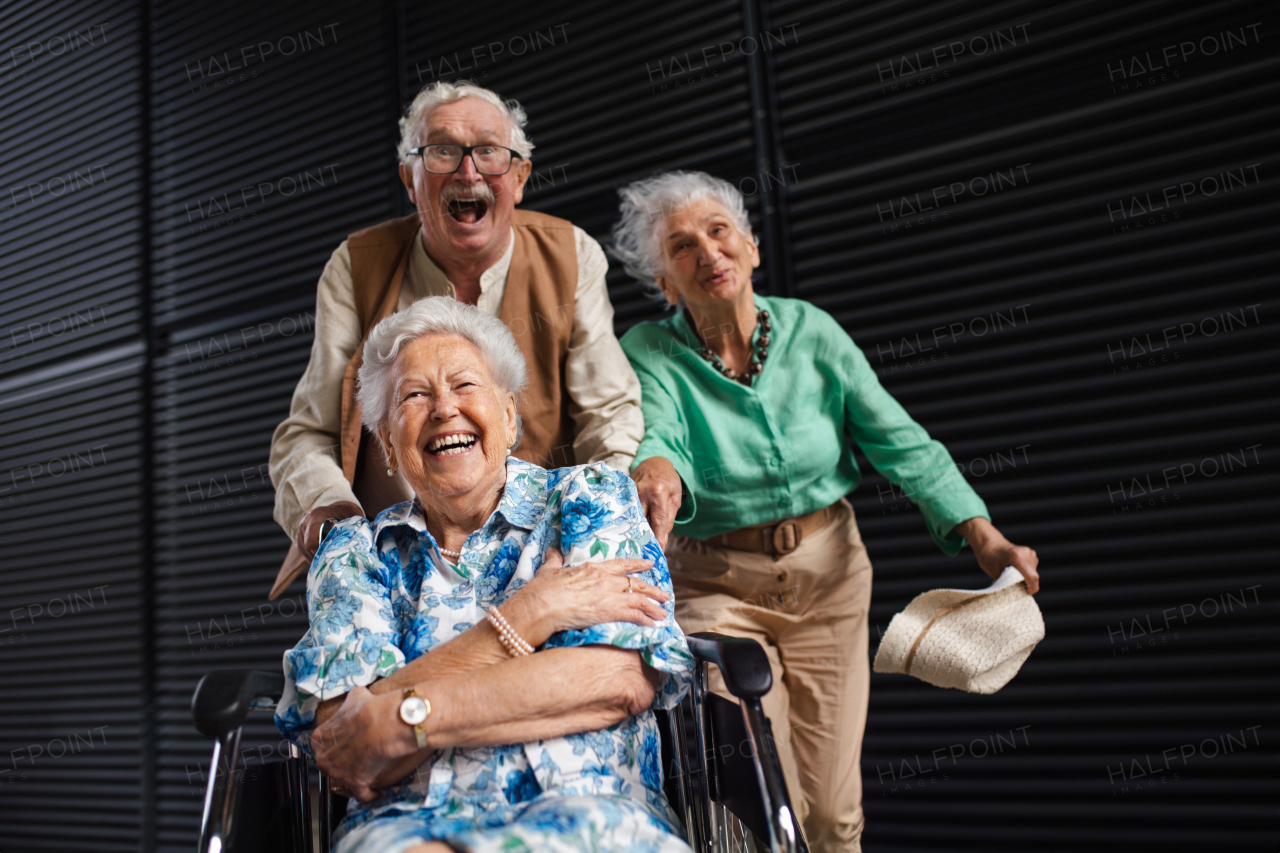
[{"xmin": 611, "ymin": 171, "xmax": 1040, "ymax": 853}]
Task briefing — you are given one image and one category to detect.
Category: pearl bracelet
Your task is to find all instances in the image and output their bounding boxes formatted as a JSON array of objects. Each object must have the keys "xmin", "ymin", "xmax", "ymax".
[{"xmin": 486, "ymin": 605, "xmax": 535, "ymax": 657}]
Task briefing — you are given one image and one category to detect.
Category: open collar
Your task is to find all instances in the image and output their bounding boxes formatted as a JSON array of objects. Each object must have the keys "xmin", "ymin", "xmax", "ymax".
[
  {"xmin": 370, "ymin": 456, "xmax": 548, "ymax": 545},
  {"xmin": 406, "ymin": 227, "xmax": 515, "ymax": 302},
  {"xmin": 492, "ymin": 456, "xmax": 549, "ymax": 530}
]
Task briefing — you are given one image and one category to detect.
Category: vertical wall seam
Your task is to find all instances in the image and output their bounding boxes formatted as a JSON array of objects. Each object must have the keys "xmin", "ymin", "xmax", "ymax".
[
  {"xmin": 138, "ymin": 0, "xmax": 158, "ymax": 849},
  {"xmin": 390, "ymin": 0, "xmax": 409, "ymax": 218},
  {"xmin": 741, "ymin": 0, "xmax": 795, "ymax": 297}
]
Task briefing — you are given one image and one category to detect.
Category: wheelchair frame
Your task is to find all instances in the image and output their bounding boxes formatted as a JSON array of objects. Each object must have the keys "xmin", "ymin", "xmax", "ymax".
[{"xmin": 193, "ymin": 632, "xmax": 806, "ymax": 853}]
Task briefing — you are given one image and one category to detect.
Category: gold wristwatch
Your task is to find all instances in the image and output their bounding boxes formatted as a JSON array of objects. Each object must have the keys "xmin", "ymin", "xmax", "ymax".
[{"xmin": 398, "ymin": 687, "xmax": 430, "ymax": 749}]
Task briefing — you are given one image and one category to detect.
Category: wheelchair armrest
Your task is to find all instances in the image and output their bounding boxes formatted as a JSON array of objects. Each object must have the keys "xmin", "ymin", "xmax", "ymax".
[
  {"xmin": 192, "ymin": 669, "xmax": 285, "ymax": 739},
  {"xmin": 687, "ymin": 632, "xmax": 772, "ymax": 699}
]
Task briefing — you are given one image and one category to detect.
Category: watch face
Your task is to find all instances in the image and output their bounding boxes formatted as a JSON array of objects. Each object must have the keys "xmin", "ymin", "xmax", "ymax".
[{"xmin": 400, "ymin": 695, "xmax": 429, "ymax": 726}]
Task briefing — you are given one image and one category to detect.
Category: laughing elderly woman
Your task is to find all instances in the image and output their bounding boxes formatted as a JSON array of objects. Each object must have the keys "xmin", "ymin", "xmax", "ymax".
[
  {"xmin": 275, "ymin": 296, "xmax": 693, "ymax": 853},
  {"xmin": 611, "ymin": 171, "xmax": 1041, "ymax": 853}
]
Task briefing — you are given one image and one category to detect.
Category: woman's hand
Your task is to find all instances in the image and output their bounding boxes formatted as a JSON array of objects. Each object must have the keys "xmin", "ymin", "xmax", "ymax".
[
  {"xmin": 312, "ymin": 686, "xmax": 427, "ymax": 802},
  {"xmin": 954, "ymin": 517, "xmax": 1040, "ymax": 594},
  {"xmin": 630, "ymin": 456, "xmax": 683, "ymax": 549},
  {"xmin": 502, "ymin": 548, "xmax": 670, "ymax": 646}
]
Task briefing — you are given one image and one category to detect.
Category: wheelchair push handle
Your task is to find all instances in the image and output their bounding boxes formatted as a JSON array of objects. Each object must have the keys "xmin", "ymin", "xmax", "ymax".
[
  {"xmin": 687, "ymin": 632, "xmax": 773, "ymax": 698},
  {"xmin": 191, "ymin": 669, "xmax": 285, "ymax": 740}
]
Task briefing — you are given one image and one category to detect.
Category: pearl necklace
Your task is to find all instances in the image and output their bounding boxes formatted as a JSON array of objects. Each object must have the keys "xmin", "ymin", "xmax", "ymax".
[
  {"xmin": 415, "ymin": 498, "xmax": 465, "ymax": 562},
  {"xmin": 695, "ymin": 308, "xmax": 771, "ymax": 386}
]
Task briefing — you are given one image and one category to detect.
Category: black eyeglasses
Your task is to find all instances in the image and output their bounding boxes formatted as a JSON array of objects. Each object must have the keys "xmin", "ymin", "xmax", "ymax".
[{"xmin": 406, "ymin": 144, "xmax": 523, "ymax": 176}]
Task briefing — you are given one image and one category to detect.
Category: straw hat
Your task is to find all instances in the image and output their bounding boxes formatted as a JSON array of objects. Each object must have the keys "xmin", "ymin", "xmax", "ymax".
[{"xmin": 873, "ymin": 567, "xmax": 1044, "ymax": 694}]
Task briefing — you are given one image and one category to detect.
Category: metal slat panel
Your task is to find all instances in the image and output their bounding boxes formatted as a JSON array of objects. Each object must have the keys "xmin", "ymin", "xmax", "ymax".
[
  {"xmin": 0, "ymin": 0, "xmax": 142, "ymax": 380},
  {"xmin": 149, "ymin": 0, "xmax": 398, "ymax": 327},
  {"xmin": 146, "ymin": 1, "xmax": 401, "ymax": 847},
  {"xmin": 0, "ymin": 358, "xmax": 145, "ymax": 852},
  {"xmin": 0, "ymin": 0, "xmax": 146, "ymax": 848},
  {"xmin": 152, "ymin": 312, "xmax": 316, "ymax": 851},
  {"xmin": 768, "ymin": 0, "xmax": 1279, "ymax": 849}
]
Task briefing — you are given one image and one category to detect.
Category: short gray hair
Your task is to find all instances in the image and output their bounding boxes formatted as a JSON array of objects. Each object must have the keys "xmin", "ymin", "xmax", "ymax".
[
  {"xmin": 397, "ymin": 80, "xmax": 535, "ymax": 164},
  {"xmin": 357, "ymin": 297, "xmax": 529, "ymax": 436},
  {"xmin": 609, "ymin": 170, "xmax": 755, "ymax": 299}
]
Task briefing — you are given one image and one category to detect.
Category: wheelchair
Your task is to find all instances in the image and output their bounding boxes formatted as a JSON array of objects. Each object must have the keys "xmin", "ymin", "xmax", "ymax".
[{"xmin": 192, "ymin": 632, "xmax": 808, "ymax": 853}]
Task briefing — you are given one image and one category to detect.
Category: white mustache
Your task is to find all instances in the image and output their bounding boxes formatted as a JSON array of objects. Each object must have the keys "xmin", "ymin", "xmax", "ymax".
[{"xmin": 438, "ymin": 183, "xmax": 495, "ymax": 206}]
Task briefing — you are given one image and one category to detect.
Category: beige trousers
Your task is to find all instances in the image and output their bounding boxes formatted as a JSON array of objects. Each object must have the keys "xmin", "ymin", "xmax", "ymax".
[{"xmin": 667, "ymin": 500, "xmax": 871, "ymax": 853}]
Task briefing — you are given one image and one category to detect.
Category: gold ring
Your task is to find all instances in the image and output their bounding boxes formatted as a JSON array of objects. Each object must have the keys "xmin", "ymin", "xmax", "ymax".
[{"xmin": 626, "ymin": 577, "xmax": 635, "ymax": 594}]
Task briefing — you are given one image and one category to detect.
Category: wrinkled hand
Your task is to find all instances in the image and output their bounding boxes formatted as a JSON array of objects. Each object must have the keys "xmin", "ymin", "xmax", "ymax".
[
  {"xmin": 505, "ymin": 548, "xmax": 669, "ymax": 645},
  {"xmin": 630, "ymin": 456, "xmax": 682, "ymax": 549},
  {"xmin": 296, "ymin": 501, "xmax": 364, "ymax": 560},
  {"xmin": 975, "ymin": 540, "xmax": 1040, "ymax": 594},
  {"xmin": 312, "ymin": 685, "xmax": 426, "ymax": 802},
  {"xmin": 956, "ymin": 517, "xmax": 1040, "ymax": 594}
]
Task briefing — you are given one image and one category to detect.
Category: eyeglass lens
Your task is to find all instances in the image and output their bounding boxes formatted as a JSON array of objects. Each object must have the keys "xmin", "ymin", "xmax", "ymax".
[{"xmin": 422, "ymin": 145, "xmax": 513, "ymax": 175}]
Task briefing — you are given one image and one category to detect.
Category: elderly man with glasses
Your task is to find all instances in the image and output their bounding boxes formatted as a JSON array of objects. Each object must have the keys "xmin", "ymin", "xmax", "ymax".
[{"xmin": 267, "ymin": 80, "xmax": 683, "ymax": 595}]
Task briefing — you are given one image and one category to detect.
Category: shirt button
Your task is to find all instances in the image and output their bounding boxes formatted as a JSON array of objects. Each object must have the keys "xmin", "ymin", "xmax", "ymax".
[
  {"xmin": 778, "ymin": 496, "xmax": 790, "ymax": 507},
  {"xmin": 777, "ymin": 572, "xmax": 788, "ymax": 582},
  {"xmin": 769, "ymin": 458, "xmax": 781, "ymax": 468}
]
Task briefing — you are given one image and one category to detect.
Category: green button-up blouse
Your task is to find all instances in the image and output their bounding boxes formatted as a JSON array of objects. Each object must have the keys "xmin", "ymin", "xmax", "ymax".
[{"xmin": 620, "ymin": 294, "xmax": 988, "ymax": 554}]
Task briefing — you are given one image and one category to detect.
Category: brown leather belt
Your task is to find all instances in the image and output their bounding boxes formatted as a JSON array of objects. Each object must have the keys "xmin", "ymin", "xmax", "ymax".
[{"xmin": 710, "ymin": 501, "xmax": 839, "ymax": 557}]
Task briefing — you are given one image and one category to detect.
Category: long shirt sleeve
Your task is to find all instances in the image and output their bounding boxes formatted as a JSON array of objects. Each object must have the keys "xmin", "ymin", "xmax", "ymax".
[
  {"xmin": 834, "ymin": 319, "xmax": 990, "ymax": 554},
  {"xmin": 561, "ymin": 231, "xmax": 645, "ymax": 472},
  {"xmin": 268, "ymin": 242, "xmax": 362, "ymax": 541}
]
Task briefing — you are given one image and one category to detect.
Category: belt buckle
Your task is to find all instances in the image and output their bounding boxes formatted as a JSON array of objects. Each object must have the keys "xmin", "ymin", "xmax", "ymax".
[{"xmin": 772, "ymin": 520, "xmax": 800, "ymax": 555}]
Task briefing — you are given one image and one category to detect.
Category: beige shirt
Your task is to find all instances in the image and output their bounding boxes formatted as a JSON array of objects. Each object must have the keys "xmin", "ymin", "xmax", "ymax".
[{"xmin": 268, "ymin": 224, "xmax": 644, "ymax": 541}]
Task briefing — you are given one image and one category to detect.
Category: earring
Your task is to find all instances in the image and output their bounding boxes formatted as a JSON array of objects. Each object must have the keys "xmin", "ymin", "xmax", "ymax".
[{"xmin": 387, "ymin": 466, "xmax": 396, "ymax": 476}]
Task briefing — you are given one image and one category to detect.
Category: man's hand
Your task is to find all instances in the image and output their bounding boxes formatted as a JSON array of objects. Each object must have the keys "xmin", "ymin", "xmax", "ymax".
[
  {"xmin": 954, "ymin": 517, "xmax": 1040, "ymax": 594},
  {"xmin": 312, "ymin": 686, "xmax": 427, "ymax": 802},
  {"xmin": 296, "ymin": 501, "xmax": 364, "ymax": 560},
  {"xmin": 630, "ymin": 457, "xmax": 682, "ymax": 550}
]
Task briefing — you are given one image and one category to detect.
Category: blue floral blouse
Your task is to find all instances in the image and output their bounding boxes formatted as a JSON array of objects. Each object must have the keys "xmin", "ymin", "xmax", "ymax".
[{"xmin": 275, "ymin": 458, "xmax": 694, "ymax": 847}]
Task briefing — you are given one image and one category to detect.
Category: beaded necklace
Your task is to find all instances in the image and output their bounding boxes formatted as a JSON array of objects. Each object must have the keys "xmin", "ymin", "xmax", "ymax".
[{"xmin": 691, "ymin": 308, "xmax": 771, "ymax": 386}]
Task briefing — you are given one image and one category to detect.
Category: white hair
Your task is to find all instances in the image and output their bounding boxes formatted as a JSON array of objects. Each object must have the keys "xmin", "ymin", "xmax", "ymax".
[
  {"xmin": 609, "ymin": 170, "xmax": 755, "ymax": 299},
  {"xmin": 397, "ymin": 80, "xmax": 535, "ymax": 164},
  {"xmin": 357, "ymin": 297, "xmax": 529, "ymax": 440}
]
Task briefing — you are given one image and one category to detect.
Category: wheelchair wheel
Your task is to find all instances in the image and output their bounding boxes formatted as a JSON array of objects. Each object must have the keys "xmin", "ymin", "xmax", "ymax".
[{"xmin": 708, "ymin": 800, "xmax": 770, "ymax": 853}]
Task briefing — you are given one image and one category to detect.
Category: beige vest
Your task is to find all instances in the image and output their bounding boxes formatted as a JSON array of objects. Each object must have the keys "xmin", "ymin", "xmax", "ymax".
[{"xmin": 340, "ymin": 209, "xmax": 579, "ymax": 517}]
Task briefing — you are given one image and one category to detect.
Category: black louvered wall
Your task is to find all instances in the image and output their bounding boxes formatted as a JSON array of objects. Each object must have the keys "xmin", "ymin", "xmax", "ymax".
[
  {"xmin": 768, "ymin": 0, "xmax": 1278, "ymax": 849},
  {"xmin": 0, "ymin": 0, "xmax": 1276, "ymax": 851},
  {"xmin": 0, "ymin": 0, "xmax": 147, "ymax": 849},
  {"xmin": 146, "ymin": 1, "xmax": 400, "ymax": 848}
]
